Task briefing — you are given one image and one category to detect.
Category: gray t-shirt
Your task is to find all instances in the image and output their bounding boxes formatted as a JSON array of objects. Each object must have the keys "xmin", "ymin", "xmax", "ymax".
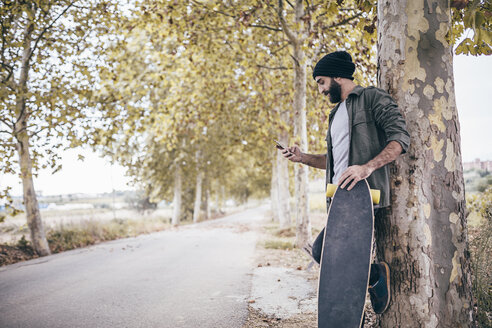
[{"xmin": 330, "ymin": 100, "xmax": 350, "ymax": 184}]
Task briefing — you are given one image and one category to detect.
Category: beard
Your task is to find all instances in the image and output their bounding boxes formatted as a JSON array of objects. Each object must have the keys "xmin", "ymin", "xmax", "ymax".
[{"xmin": 323, "ymin": 79, "xmax": 342, "ymax": 103}]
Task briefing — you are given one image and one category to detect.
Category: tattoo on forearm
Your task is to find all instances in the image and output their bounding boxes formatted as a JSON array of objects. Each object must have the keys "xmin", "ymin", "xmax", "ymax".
[{"xmin": 367, "ymin": 141, "xmax": 402, "ymax": 171}]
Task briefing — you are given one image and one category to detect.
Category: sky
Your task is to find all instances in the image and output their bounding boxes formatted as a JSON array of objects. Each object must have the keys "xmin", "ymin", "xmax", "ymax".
[
  {"xmin": 0, "ymin": 54, "xmax": 491, "ymax": 196},
  {"xmin": 0, "ymin": 149, "xmax": 132, "ymax": 197},
  {"xmin": 453, "ymin": 54, "xmax": 492, "ymax": 162}
]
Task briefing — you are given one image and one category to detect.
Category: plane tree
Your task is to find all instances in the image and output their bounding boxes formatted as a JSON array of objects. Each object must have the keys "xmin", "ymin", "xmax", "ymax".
[
  {"xmin": 161, "ymin": 0, "xmax": 378, "ymax": 245},
  {"xmin": 91, "ymin": 4, "xmax": 271, "ymax": 224},
  {"xmin": 375, "ymin": 0, "xmax": 490, "ymax": 325},
  {"xmin": 0, "ymin": 0, "xmax": 118, "ymax": 255}
]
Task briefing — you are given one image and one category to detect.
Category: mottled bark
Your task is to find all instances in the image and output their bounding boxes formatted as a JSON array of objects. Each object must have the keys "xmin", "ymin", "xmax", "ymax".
[
  {"xmin": 172, "ymin": 163, "xmax": 182, "ymax": 225},
  {"xmin": 14, "ymin": 8, "xmax": 50, "ymax": 256},
  {"xmin": 376, "ymin": 0, "xmax": 473, "ymax": 327}
]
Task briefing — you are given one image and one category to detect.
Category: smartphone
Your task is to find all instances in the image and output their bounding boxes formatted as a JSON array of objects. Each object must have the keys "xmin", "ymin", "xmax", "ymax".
[{"xmin": 274, "ymin": 139, "xmax": 288, "ymax": 150}]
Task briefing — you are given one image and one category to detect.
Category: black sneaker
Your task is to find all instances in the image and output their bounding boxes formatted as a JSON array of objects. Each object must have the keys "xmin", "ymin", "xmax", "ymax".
[{"xmin": 368, "ymin": 262, "xmax": 391, "ymax": 314}]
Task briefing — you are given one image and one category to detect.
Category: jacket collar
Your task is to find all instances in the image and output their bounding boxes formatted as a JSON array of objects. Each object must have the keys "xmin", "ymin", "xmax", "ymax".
[
  {"xmin": 328, "ymin": 85, "xmax": 363, "ymax": 120},
  {"xmin": 348, "ymin": 85, "xmax": 364, "ymax": 96}
]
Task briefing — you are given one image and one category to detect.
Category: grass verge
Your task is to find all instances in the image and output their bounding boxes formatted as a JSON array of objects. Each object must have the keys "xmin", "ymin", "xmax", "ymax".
[
  {"xmin": 47, "ymin": 217, "xmax": 171, "ymax": 253},
  {"xmin": 469, "ymin": 219, "xmax": 492, "ymax": 326},
  {"xmin": 263, "ymin": 239, "xmax": 295, "ymax": 250},
  {"xmin": 0, "ymin": 217, "xmax": 173, "ymax": 266}
]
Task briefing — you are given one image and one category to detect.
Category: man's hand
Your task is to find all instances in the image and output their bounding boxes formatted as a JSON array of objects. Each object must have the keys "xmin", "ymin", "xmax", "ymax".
[
  {"xmin": 339, "ymin": 165, "xmax": 374, "ymax": 191},
  {"xmin": 338, "ymin": 141, "xmax": 403, "ymax": 190},
  {"xmin": 277, "ymin": 145, "xmax": 327, "ymax": 169},
  {"xmin": 279, "ymin": 145, "xmax": 303, "ymax": 163}
]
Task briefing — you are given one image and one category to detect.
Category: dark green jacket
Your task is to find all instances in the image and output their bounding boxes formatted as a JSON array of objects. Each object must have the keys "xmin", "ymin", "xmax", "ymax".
[{"xmin": 325, "ymin": 86, "xmax": 410, "ymax": 208}]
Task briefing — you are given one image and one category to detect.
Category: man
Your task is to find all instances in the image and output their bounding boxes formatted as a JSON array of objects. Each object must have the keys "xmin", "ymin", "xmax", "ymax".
[{"xmin": 280, "ymin": 50, "xmax": 410, "ymax": 314}]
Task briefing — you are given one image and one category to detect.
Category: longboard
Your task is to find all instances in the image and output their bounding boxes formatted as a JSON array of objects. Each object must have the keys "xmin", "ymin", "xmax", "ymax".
[{"xmin": 317, "ymin": 179, "xmax": 376, "ymax": 328}]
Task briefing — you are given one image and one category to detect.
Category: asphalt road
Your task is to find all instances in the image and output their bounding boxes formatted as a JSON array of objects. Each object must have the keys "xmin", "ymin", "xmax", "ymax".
[{"xmin": 0, "ymin": 205, "xmax": 268, "ymax": 328}]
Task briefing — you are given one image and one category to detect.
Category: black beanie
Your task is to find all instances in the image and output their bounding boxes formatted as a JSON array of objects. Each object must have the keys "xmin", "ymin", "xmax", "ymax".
[{"xmin": 312, "ymin": 51, "xmax": 355, "ymax": 80}]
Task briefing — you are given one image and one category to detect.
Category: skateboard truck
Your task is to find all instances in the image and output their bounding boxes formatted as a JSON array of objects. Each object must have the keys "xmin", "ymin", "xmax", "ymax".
[{"xmin": 326, "ymin": 184, "xmax": 381, "ymax": 205}]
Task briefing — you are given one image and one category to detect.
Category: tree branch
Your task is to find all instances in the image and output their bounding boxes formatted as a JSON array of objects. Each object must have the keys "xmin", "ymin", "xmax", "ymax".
[
  {"xmin": 317, "ymin": 8, "xmax": 358, "ymax": 18},
  {"xmin": 0, "ymin": 117, "xmax": 13, "ymax": 130},
  {"xmin": 28, "ymin": 125, "xmax": 50, "ymax": 139},
  {"xmin": 250, "ymin": 24, "xmax": 282, "ymax": 32},
  {"xmin": 28, "ymin": 1, "xmax": 76, "ymax": 63},
  {"xmin": 15, "ymin": 12, "xmax": 35, "ymax": 127},
  {"xmin": 289, "ymin": 53, "xmax": 299, "ymax": 66},
  {"xmin": 271, "ymin": 42, "xmax": 290, "ymax": 55},
  {"xmin": 1, "ymin": 19, "xmax": 18, "ymax": 89},
  {"xmin": 278, "ymin": 0, "xmax": 298, "ymax": 45},
  {"xmin": 256, "ymin": 64, "xmax": 290, "ymax": 70},
  {"xmin": 224, "ymin": 40, "xmax": 235, "ymax": 51},
  {"xmin": 307, "ymin": 43, "xmax": 323, "ymax": 67},
  {"xmin": 322, "ymin": 12, "xmax": 363, "ymax": 31},
  {"xmin": 1, "ymin": 20, "xmax": 8, "ymax": 65},
  {"xmin": 12, "ymin": 124, "xmax": 36, "ymax": 136},
  {"xmin": 303, "ymin": 0, "xmax": 313, "ymax": 37},
  {"xmin": 72, "ymin": 5, "xmax": 91, "ymax": 10},
  {"xmin": 1, "ymin": 62, "xmax": 14, "ymax": 84},
  {"xmin": 190, "ymin": 0, "xmax": 234, "ymax": 18}
]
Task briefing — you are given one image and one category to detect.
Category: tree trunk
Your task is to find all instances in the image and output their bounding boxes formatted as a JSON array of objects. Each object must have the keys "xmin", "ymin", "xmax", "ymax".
[
  {"xmin": 277, "ymin": 132, "xmax": 291, "ymax": 228},
  {"xmin": 292, "ymin": 0, "xmax": 311, "ymax": 248},
  {"xmin": 376, "ymin": 1, "xmax": 473, "ymax": 326},
  {"xmin": 205, "ymin": 187, "xmax": 211, "ymax": 220},
  {"xmin": 15, "ymin": 134, "xmax": 51, "ymax": 256},
  {"xmin": 193, "ymin": 171, "xmax": 203, "ymax": 224},
  {"xmin": 271, "ymin": 156, "xmax": 280, "ymax": 223},
  {"xmin": 279, "ymin": 0, "xmax": 311, "ymax": 247},
  {"xmin": 14, "ymin": 8, "xmax": 50, "ymax": 256},
  {"xmin": 219, "ymin": 185, "xmax": 225, "ymax": 211},
  {"xmin": 172, "ymin": 163, "xmax": 182, "ymax": 225},
  {"xmin": 215, "ymin": 189, "xmax": 220, "ymax": 214}
]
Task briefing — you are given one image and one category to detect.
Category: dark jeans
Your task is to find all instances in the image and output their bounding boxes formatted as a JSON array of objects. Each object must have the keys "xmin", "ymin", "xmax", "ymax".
[{"xmin": 312, "ymin": 227, "xmax": 326, "ymax": 264}]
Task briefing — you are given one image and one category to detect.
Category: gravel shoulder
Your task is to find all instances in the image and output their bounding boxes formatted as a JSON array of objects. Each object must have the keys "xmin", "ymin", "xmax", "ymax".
[
  {"xmin": 243, "ymin": 211, "xmax": 378, "ymax": 328},
  {"xmin": 243, "ymin": 247, "xmax": 319, "ymax": 328},
  {"xmin": 241, "ymin": 212, "xmax": 322, "ymax": 328}
]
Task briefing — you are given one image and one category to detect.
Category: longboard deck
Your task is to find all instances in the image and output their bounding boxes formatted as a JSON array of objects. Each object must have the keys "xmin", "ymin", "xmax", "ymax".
[{"xmin": 318, "ymin": 180, "xmax": 374, "ymax": 328}]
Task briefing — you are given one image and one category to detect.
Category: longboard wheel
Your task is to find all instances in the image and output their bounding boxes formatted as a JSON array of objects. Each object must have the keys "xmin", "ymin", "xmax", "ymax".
[
  {"xmin": 370, "ymin": 189, "xmax": 380, "ymax": 205},
  {"xmin": 326, "ymin": 184, "xmax": 337, "ymax": 198},
  {"xmin": 326, "ymin": 183, "xmax": 380, "ymax": 205}
]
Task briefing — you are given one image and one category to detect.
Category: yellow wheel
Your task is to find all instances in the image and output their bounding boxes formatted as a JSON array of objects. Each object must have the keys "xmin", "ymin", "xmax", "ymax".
[
  {"xmin": 370, "ymin": 189, "xmax": 380, "ymax": 205},
  {"xmin": 325, "ymin": 184, "xmax": 338, "ymax": 198},
  {"xmin": 325, "ymin": 183, "xmax": 380, "ymax": 205}
]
